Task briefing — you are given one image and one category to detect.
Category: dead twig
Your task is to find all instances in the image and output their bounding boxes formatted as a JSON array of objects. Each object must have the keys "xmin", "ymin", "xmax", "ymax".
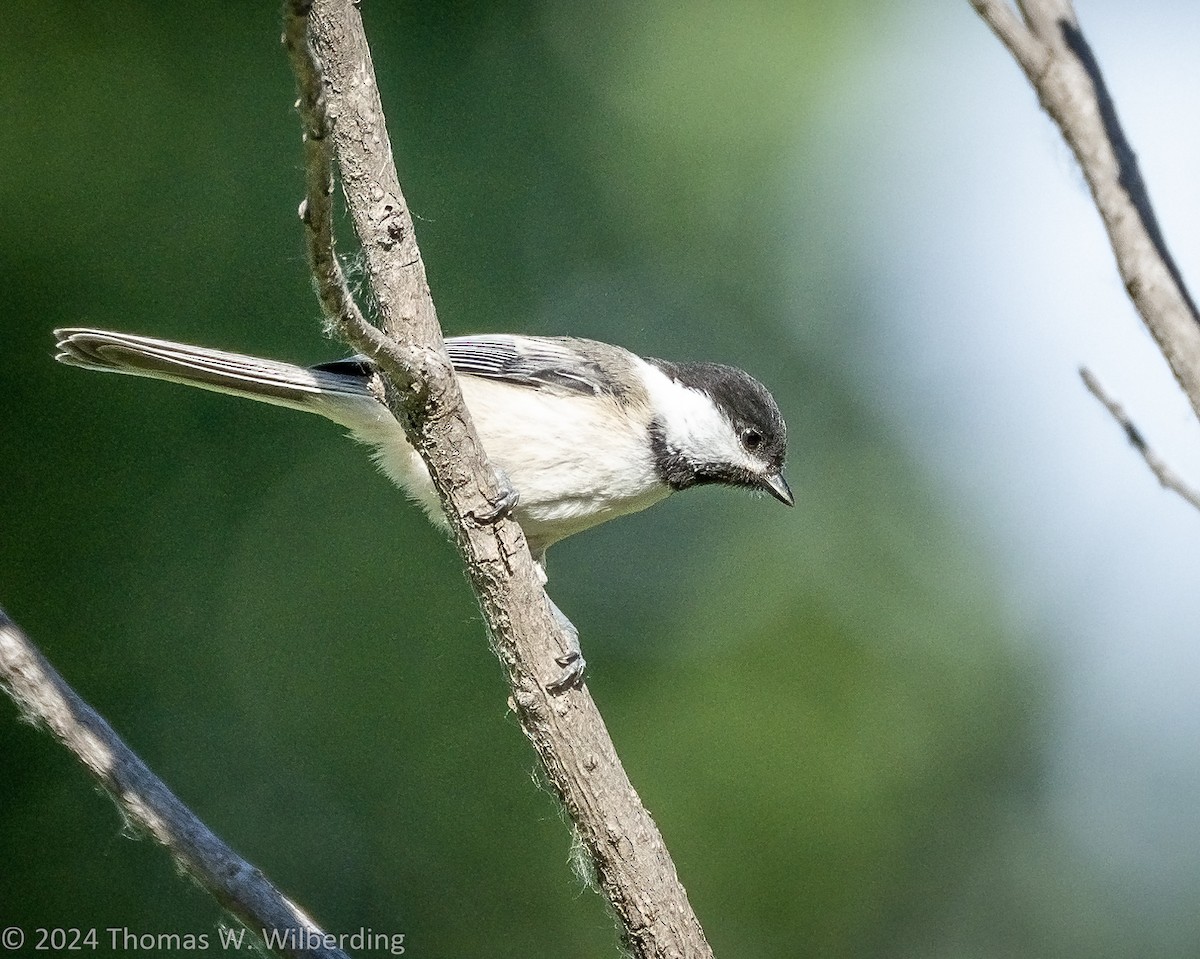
[{"xmin": 1080, "ymin": 367, "xmax": 1200, "ymax": 511}]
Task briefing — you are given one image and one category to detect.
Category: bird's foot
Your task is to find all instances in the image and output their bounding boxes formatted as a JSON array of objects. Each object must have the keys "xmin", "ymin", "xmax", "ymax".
[
  {"xmin": 547, "ymin": 651, "xmax": 586, "ymax": 694},
  {"xmin": 545, "ymin": 596, "xmax": 586, "ymax": 694},
  {"xmin": 470, "ymin": 468, "xmax": 519, "ymax": 524}
]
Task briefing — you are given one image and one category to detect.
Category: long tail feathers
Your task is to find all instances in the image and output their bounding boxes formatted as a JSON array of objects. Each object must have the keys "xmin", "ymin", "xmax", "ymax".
[{"xmin": 54, "ymin": 328, "xmax": 379, "ymax": 427}]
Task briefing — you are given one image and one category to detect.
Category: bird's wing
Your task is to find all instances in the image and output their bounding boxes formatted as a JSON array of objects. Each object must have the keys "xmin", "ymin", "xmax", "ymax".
[
  {"xmin": 444, "ymin": 335, "xmax": 611, "ymax": 397},
  {"xmin": 313, "ymin": 335, "xmax": 637, "ymax": 400}
]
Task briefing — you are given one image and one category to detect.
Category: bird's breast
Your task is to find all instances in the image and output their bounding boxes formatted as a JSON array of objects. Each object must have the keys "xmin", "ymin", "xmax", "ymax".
[
  {"xmin": 351, "ymin": 376, "xmax": 672, "ymax": 554},
  {"xmin": 464, "ymin": 379, "xmax": 668, "ymax": 547}
]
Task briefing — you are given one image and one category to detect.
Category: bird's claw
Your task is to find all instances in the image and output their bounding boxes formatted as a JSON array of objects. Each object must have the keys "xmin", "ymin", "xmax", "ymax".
[
  {"xmin": 470, "ymin": 469, "xmax": 519, "ymax": 525},
  {"xmin": 547, "ymin": 651, "xmax": 586, "ymax": 694},
  {"xmin": 545, "ymin": 596, "xmax": 586, "ymax": 694}
]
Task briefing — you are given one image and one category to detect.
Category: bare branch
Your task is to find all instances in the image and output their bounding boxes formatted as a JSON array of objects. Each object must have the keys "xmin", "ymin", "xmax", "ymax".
[
  {"xmin": 973, "ymin": 0, "xmax": 1200, "ymax": 423},
  {"xmin": 1080, "ymin": 368, "xmax": 1200, "ymax": 512},
  {"xmin": 0, "ymin": 607, "xmax": 349, "ymax": 959},
  {"xmin": 282, "ymin": 2, "xmax": 713, "ymax": 956},
  {"xmin": 968, "ymin": 0, "xmax": 1046, "ymax": 76},
  {"xmin": 281, "ymin": 2, "xmax": 430, "ymax": 411}
]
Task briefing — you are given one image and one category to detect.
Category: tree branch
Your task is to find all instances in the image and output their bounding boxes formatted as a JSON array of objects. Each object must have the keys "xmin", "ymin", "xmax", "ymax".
[
  {"xmin": 1079, "ymin": 367, "xmax": 1200, "ymax": 511},
  {"xmin": 969, "ymin": 0, "xmax": 1047, "ymax": 76},
  {"xmin": 283, "ymin": 2, "xmax": 713, "ymax": 956},
  {"xmin": 0, "ymin": 607, "xmax": 350, "ymax": 959},
  {"xmin": 972, "ymin": 1, "xmax": 1200, "ymax": 424}
]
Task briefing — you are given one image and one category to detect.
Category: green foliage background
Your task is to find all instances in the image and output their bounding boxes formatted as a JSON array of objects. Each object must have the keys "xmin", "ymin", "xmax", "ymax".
[{"xmin": 0, "ymin": 2, "xmax": 1112, "ymax": 957}]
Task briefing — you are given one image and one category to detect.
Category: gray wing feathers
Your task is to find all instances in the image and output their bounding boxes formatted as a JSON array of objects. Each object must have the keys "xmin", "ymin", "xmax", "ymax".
[{"xmin": 445, "ymin": 334, "xmax": 635, "ymax": 398}]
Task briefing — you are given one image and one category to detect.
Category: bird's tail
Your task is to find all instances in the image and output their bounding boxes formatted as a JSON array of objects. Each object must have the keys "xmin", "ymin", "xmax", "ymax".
[{"xmin": 54, "ymin": 328, "xmax": 385, "ymax": 430}]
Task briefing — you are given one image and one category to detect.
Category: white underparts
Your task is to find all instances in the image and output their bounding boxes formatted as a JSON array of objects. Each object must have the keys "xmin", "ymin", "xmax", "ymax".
[{"xmin": 349, "ymin": 375, "xmax": 672, "ymax": 558}]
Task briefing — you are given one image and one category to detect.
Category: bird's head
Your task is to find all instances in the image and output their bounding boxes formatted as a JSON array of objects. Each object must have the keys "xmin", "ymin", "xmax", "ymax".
[{"xmin": 644, "ymin": 359, "xmax": 792, "ymax": 506}]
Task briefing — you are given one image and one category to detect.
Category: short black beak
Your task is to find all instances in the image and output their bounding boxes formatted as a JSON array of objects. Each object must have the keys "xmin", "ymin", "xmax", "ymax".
[{"xmin": 761, "ymin": 472, "xmax": 794, "ymax": 507}]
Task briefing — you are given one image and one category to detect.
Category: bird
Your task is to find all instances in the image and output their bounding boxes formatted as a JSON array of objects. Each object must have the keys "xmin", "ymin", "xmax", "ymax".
[{"xmin": 54, "ymin": 327, "xmax": 792, "ymax": 690}]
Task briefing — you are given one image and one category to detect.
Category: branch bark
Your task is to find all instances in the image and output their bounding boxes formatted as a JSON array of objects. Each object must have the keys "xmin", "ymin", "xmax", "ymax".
[
  {"xmin": 971, "ymin": 0, "xmax": 1200, "ymax": 423},
  {"xmin": 0, "ymin": 607, "xmax": 350, "ymax": 959},
  {"xmin": 283, "ymin": 3, "xmax": 713, "ymax": 956}
]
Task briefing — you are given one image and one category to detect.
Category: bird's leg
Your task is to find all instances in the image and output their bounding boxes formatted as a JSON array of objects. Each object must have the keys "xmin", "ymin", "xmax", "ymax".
[
  {"xmin": 545, "ymin": 595, "xmax": 586, "ymax": 694},
  {"xmin": 469, "ymin": 467, "xmax": 519, "ymax": 524}
]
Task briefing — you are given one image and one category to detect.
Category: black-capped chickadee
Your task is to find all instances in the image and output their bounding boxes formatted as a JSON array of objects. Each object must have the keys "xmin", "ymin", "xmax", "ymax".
[{"xmin": 54, "ymin": 328, "xmax": 791, "ymax": 688}]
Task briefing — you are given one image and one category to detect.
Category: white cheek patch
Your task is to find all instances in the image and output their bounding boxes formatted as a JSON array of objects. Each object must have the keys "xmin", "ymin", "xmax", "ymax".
[{"xmin": 636, "ymin": 359, "xmax": 758, "ymax": 470}]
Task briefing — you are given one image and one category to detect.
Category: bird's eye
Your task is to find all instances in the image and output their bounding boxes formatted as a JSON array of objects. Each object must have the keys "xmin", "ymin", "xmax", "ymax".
[{"xmin": 741, "ymin": 428, "xmax": 763, "ymax": 452}]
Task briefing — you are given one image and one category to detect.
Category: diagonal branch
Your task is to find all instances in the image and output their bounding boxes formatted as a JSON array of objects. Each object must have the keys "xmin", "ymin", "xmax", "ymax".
[
  {"xmin": 0, "ymin": 607, "xmax": 350, "ymax": 959},
  {"xmin": 1079, "ymin": 368, "xmax": 1200, "ymax": 511},
  {"xmin": 971, "ymin": 0, "xmax": 1200, "ymax": 426},
  {"xmin": 283, "ymin": 3, "xmax": 713, "ymax": 956}
]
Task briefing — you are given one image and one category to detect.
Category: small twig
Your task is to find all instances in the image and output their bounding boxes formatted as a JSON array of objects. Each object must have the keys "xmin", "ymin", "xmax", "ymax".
[
  {"xmin": 281, "ymin": 2, "xmax": 433, "ymax": 414},
  {"xmin": 1080, "ymin": 367, "xmax": 1200, "ymax": 511},
  {"xmin": 971, "ymin": 0, "xmax": 1200, "ymax": 425},
  {"xmin": 968, "ymin": 0, "xmax": 1047, "ymax": 75},
  {"xmin": 0, "ymin": 607, "xmax": 349, "ymax": 959}
]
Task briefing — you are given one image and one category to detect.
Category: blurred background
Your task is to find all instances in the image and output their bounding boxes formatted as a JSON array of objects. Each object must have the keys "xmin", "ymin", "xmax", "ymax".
[{"xmin": 3, "ymin": 2, "xmax": 1199, "ymax": 956}]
